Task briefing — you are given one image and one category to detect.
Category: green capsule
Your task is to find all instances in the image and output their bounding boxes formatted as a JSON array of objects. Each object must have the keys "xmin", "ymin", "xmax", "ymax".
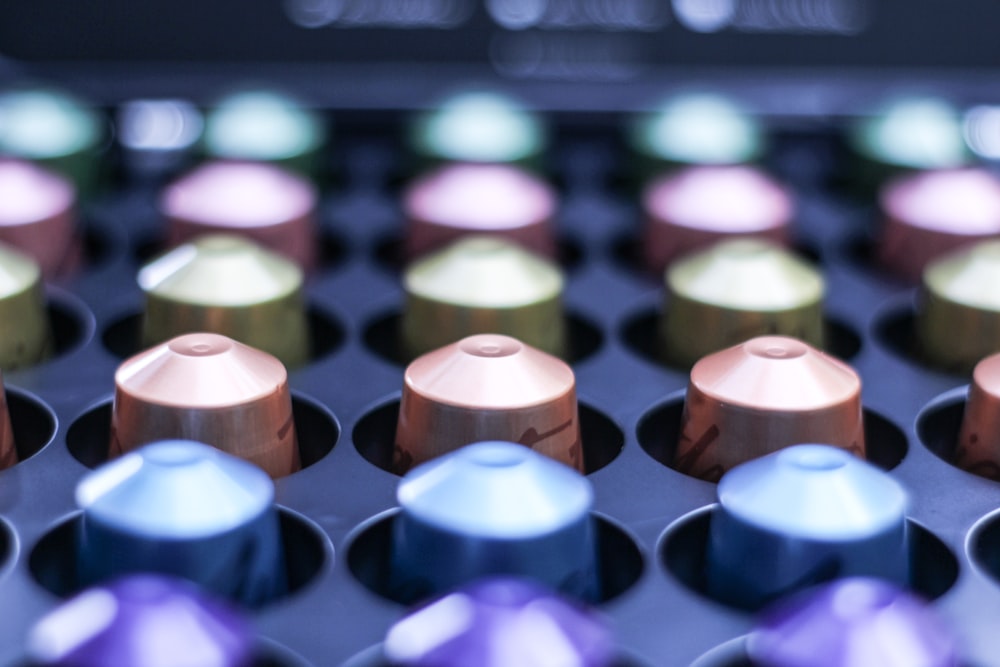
[
  {"xmin": 139, "ymin": 234, "xmax": 310, "ymax": 368},
  {"xmin": 919, "ymin": 239, "xmax": 1000, "ymax": 374},
  {"xmin": 203, "ymin": 90, "xmax": 325, "ymax": 177},
  {"xmin": 661, "ymin": 238, "xmax": 824, "ymax": 368},
  {"xmin": 0, "ymin": 87, "xmax": 104, "ymax": 193},
  {"xmin": 402, "ymin": 236, "xmax": 565, "ymax": 359},
  {"xmin": 0, "ymin": 242, "xmax": 52, "ymax": 369}
]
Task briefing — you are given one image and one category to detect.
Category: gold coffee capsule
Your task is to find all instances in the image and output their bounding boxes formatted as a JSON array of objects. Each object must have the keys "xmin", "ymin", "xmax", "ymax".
[
  {"xmin": 675, "ymin": 336, "xmax": 865, "ymax": 482},
  {"xmin": 394, "ymin": 334, "xmax": 582, "ymax": 474},
  {"xmin": 402, "ymin": 236, "xmax": 565, "ymax": 359},
  {"xmin": 0, "ymin": 241, "xmax": 51, "ymax": 369},
  {"xmin": 918, "ymin": 240, "xmax": 1000, "ymax": 374},
  {"xmin": 957, "ymin": 353, "xmax": 1000, "ymax": 480},
  {"xmin": 138, "ymin": 234, "xmax": 309, "ymax": 368},
  {"xmin": 110, "ymin": 333, "xmax": 300, "ymax": 479},
  {"xmin": 661, "ymin": 238, "xmax": 824, "ymax": 368},
  {"xmin": 0, "ymin": 374, "xmax": 16, "ymax": 470}
]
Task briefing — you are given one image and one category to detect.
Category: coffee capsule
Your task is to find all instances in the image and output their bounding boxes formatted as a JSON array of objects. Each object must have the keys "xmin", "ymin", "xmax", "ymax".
[
  {"xmin": 642, "ymin": 165, "xmax": 792, "ymax": 275},
  {"xmin": 675, "ymin": 336, "xmax": 864, "ymax": 481},
  {"xmin": 918, "ymin": 239, "xmax": 1000, "ymax": 373},
  {"xmin": 660, "ymin": 238, "xmax": 824, "ymax": 368},
  {"xmin": 707, "ymin": 445, "xmax": 909, "ymax": 609},
  {"xmin": 0, "ymin": 373, "xmax": 16, "ymax": 470},
  {"xmin": 0, "ymin": 240, "xmax": 51, "ymax": 368},
  {"xmin": 77, "ymin": 440, "xmax": 286, "ymax": 605},
  {"xmin": 160, "ymin": 160, "xmax": 318, "ymax": 269},
  {"xmin": 394, "ymin": 334, "xmax": 581, "ymax": 474},
  {"xmin": 391, "ymin": 442, "xmax": 597, "ymax": 602},
  {"xmin": 956, "ymin": 352, "xmax": 1000, "ymax": 479},
  {"xmin": 402, "ymin": 236, "xmax": 565, "ymax": 359},
  {"xmin": 110, "ymin": 332, "xmax": 300, "ymax": 479},
  {"xmin": 384, "ymin": 578, "xmax": 615, "ymax": 667},
  {"xmin": 28, "ymin": 574, "xmax": 255, "ymax": 667},
  {"xmin": 747, "ymin": 578, "xmax": 959, "ymax": 667},
  {"xmin": 879, "ymin": 168, "xmax": 1000, "ymax": 282},
  {"xmin": 139, "ymin": 234, "xmax": 309, "ymax": 368}
]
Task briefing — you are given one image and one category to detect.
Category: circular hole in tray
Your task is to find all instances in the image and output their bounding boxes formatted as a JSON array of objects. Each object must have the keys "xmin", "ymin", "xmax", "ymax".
[
  {"xmin": 915, "ymin": 388, "xmax": 978, "ymax": 472},
  {"xmin": 372, "ymin": 231, "xmax": 584, "ymax": 274},
  {"xmin": 362, "ymin": 308, "xmax": 603, "ymax": 367},
  {"xmin": 346, "ymin": 510, "xmax": 642, "ymax": 607},
  {"xmin": 0, "ymin": 518, "xmax": 13, "ymax": 576},
  {"xmin": 636, "ymin": 395, "xmax": 907, "ymax": 478},
  {"xmin": 619, "ymin": 306, "xmax": 861, "ymax": 371},
  {"xmin": 65, "ymin": 393, "xmax": 339, "ymax": 472},
  {"xmin": 842, "ymin": 231, "xmax": 915, "ymax": 288},
  {"xmin": 46, "ymin": 289, "xmax": 95, "ymax": 360},
  {"xmin": 660, "ymin": 506, "xmax": 959, "ymax": 613},
  {"xmin": 132, "ymin": 228, "xmax": 349, "ymax": 272},
  {"xmin": 353, "ymin": 397, "xmax": 623, "ymax": 475},
  {"xmin": 100, "ymin": 303, "xmax": 345, "ymax": 365},
  {"xmin": 688, "ymin": 637, "xmax": 750, "ymax": 667},
  {"xmin": 28, "ymin": 508, "xmax": 327, "ymax": 608},
  {"xmin": 8, "ymin": 388, "xmax": 59, "ymax": 463}
]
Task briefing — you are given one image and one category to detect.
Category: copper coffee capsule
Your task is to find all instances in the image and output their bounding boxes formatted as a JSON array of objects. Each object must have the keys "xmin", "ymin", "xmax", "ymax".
[
  {"xmin": 403, "ymin": 163, "xmax": 557, "ymax": 261},
  {"xmin": 957, "ymin": 353, "xmax": 1000, "ymax": 480},
  {"xmin": 675, "ymin": 336, "xmax": 865, "ymax": 482},
  {"xmin": 0, "ymin": 374, "xmax": 16, "ymax": 471},
  {"xmin": 660, "ymin": 238, "xmax": 824, "ymax": 368},
  {"xmin": 918, "ymin": 239, "xmax": 1000, "ymax": 373},
  {"xmin": 0, "ymin": 241, "xmax": 52, "ymax": 369},
  {"xmin": 139, "ymin": 234, "xmax": 310, "ymax": 368},
  {"xmin": 642, "ymin": 165, "xmax": 792, "ymax": 275},
  {"xmin": 394, "ymin": 334, "xmax": 581, "ymax": 474},
  {"xmin": 160, "ymin": 160, "xmax": 318, "ymax": 270},
  {"xmin": 0, "ymin": 159, "xmax": 79, "ymax": 280},
  {"xmin": 110, "ymin": 333, "xmax": 300, "ymax": 478},
  {"xmin": 401, "ymin": 236, "xmax": 565, "ymax": 359},
  {"xmin": 879, "ymin": 168, "xmax": 1000, "ymax": 283}
]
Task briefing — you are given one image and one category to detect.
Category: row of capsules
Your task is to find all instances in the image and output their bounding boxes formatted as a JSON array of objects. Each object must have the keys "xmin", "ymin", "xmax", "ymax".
[{"xmin": 0, "ymin": 83, "xmax": 997, "ymax": 666}]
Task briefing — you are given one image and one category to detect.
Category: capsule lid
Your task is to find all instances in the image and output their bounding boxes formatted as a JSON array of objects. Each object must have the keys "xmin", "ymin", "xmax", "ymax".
[
  {"xmin": 853, "ymin": 97, "xmax": 968, "ymax": 169},
  {"xmin": 398, "ymin": 441, "xmax": 592, "ymax": 538},
  {"xmin": 923, "ymin": 239, "xmax": 1000, "ymax": 309},
  {"xmin": 631, "ymin": 92, "xmax": 763, "ymax": 165},
  {"xmin": 204, "ymin": 90, "xmax": 324, "ymax": 161},
  {"xmin": 77, "ymin": 440, "xmax": 274, "ymax": 539},
  {"xmin": 411, "ymin": 91, "xmax": 544, "ymax": 164},
  {"xmin": 0, "ymin": 240, "xmax": 41, "ymax": 297},
  {"xmin": 404, "ymin": 335, "xmax": 574, "ymax": 409},
  {"xmin": 0, "ymin": 88, "xmax": 102, "ymax": 158},
  {"xmin": 139, "ymin": 234, "xmax": 302, "ymax": 306},
  {"xmin": 405, "ymin": 236, "xmax": 562, "ymax": 307},
  {"xmin": 718, "ymin": 445, "xmax": 907, "ymax": 540},
  {"xmin": 668, "ymin": 239, "xmax": 823, "ymax": 311}
]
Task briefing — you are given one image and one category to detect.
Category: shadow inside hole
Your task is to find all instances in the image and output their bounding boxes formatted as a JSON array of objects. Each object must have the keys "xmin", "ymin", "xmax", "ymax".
[
  {"xmin": 65, "ymin": 394, "xmax": 339, "ymax": 471},
  {"xmin": 372, "ymin": 232, "xmax": 584, "ymax": 274},
  {"xmin": 132, "ymin": 229, "xmax": 349, "ymax": 272},
  {"xmin": 362, "ymin": 309, "xmax": 602, "ymax": 367},
  {"xmin": 688, "ymin": 638, "xmax": 750, "ymax": 667},
  {"xmin": 8, "ymin": 389, "xmax": 58, "ymax": 462},
  {"xmin": 619, "ymin": 307, "xmax": 861, "ymax": 372},
  {"xmin": 346, "ymin": 511, "xmax": 642, "ymax": 607},
  {"xmin": 636, "ymin": 398, "xmax": 907, "ymax": 474},
  {"xmin": 28, "ymin": 509, "xmax": 327, "ymax": 608},
  {"xmin": 842, "ymin": 232, "xmax": 914, "ymax": 288},
  {"xmin": 80, "ymin": 222, "xmax": 115, "ymax": 269},
  {"xmin": 353, "ymin": 398, "xmax": 623, "ymax": 475},
  {"xmin": 916, "ymin": 389, "xmax": 966, "ymax": 460},
  {"xmin": 874, "ymin": 303, "xmax": 972, "ymax": 378},
  {"xmin": 100, "ymin": 305, "xmax": 344, "ymax": 364},
  {"xmin": 661, "ymin": 508, "xmax": 958, "ymax": 612},
  {"xmin": 48, "ymin": 294, "xmax": 93, "ymax": 358},
  {"xmin": 0, "ymin": 520, "xmax": 11, "ymax": 573}
]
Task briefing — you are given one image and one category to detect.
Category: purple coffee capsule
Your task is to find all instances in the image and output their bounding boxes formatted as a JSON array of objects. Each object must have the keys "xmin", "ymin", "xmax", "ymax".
[
  {"xmin": 384, "ymin": 577, "xmax": 616, "ymax": 667},
  {"xmin": 27, "ymin": 574, "xmax": 255, "ymax": 667},
  {"xmin": 747, "ymin": 578, "xmax": 960, "ymax": 667}
]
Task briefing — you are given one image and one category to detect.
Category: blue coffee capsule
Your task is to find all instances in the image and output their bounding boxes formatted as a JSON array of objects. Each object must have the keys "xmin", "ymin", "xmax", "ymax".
[
  {"xmin": 391, "ymin": 441, "xmax": 597, "ymax": 602},
  {"xmin": 706, "ymin": 444, "xmax": 909, "ymax": 609},
  {"xmin": 76, "ymin": 440, "xmax": 285, "ymax": 606}
]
